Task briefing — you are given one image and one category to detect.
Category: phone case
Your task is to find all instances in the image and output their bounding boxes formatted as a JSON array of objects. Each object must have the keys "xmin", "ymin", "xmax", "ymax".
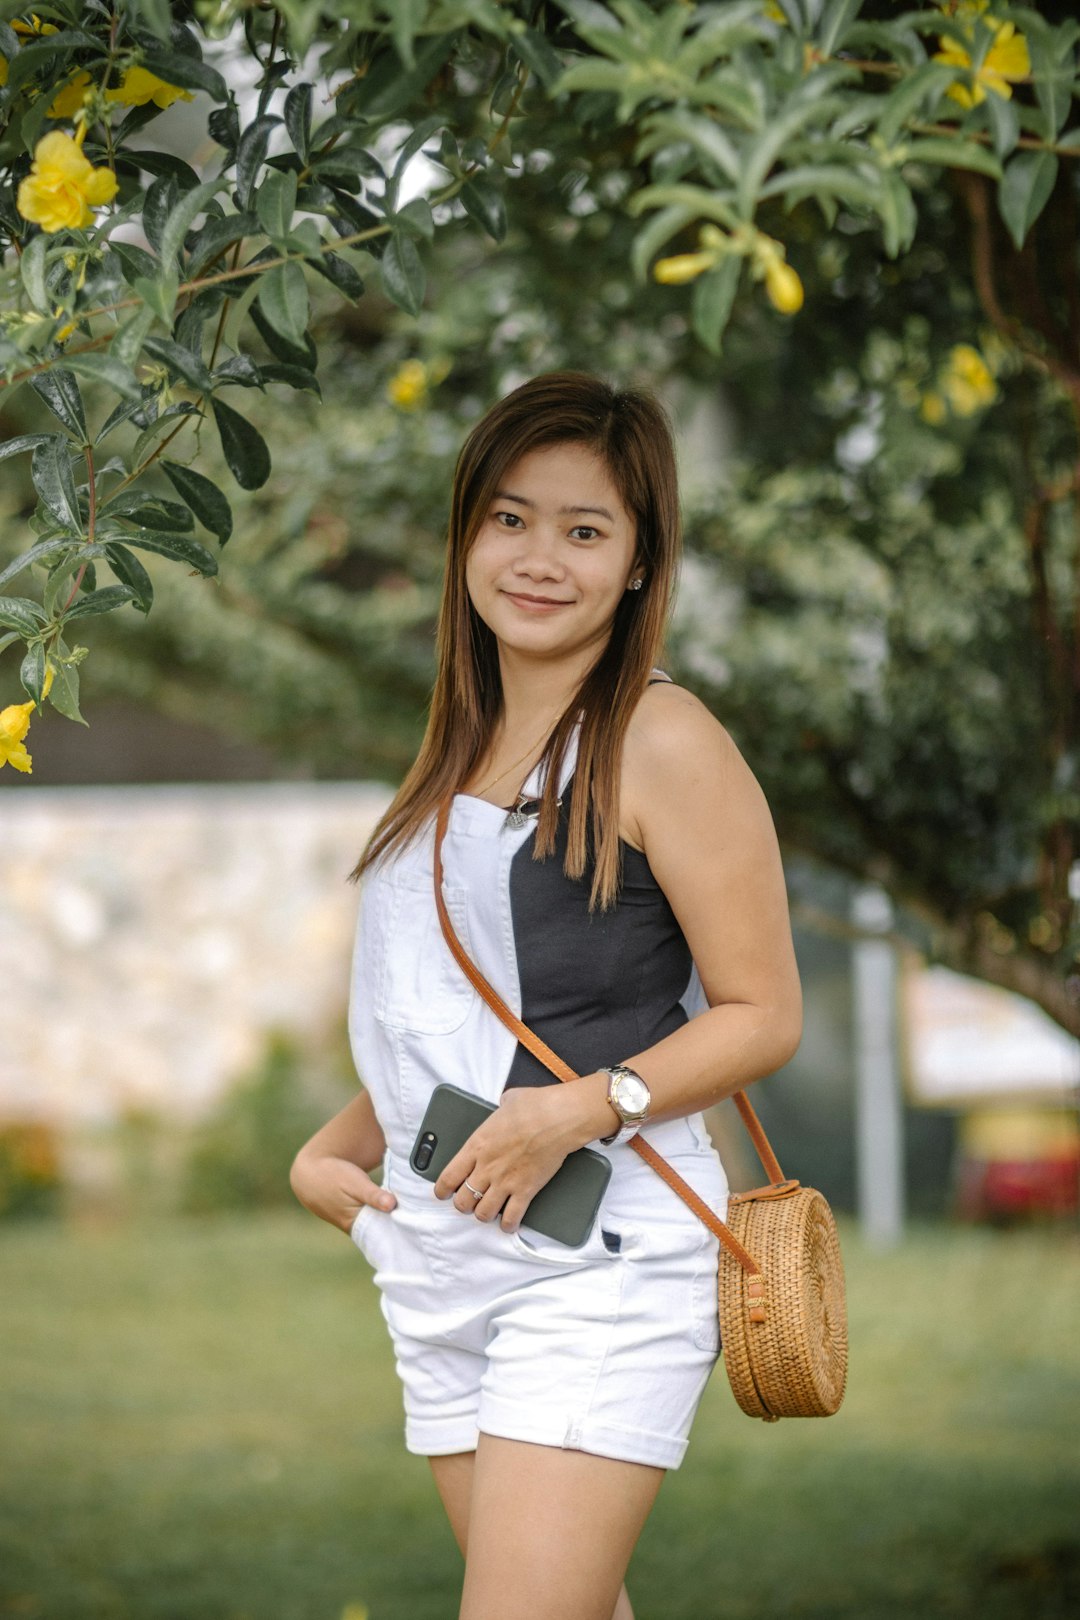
[{"xmin": 408, "ymin": 1082, "xmax": 613, "ymax": 1248}]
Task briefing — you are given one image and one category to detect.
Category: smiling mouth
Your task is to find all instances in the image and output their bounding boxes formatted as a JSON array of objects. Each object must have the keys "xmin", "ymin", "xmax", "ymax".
[{"xmin": 502, "ymin": 590, "xmax": 573, "ymax": 606}]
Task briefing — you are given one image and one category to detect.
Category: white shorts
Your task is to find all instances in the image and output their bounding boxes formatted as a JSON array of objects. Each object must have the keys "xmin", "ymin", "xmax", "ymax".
[{"xmin": 349, "ymin": 1145, "xmax": 728, "ymax": 1471}]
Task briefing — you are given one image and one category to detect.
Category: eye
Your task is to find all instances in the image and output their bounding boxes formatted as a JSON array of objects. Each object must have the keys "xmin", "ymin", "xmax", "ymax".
[
  {"xmin": 494, "ymin": 510, "xmax": 525, "ymax": 529},
  {"xmin": 569, "ymin": 525, "xmax": 600, "ymax": 541}
]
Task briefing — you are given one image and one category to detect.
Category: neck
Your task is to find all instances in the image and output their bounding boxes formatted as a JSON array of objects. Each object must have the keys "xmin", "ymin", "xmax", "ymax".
[{"xmin": 494, "ymin": 643, "xmax": 598, "ymax": 736}]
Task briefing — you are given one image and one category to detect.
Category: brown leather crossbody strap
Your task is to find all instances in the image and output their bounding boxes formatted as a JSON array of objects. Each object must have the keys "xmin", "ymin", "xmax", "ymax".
[{"xmin": 433, "ymin": 796, "xmax": 797, "ymax": 1287}]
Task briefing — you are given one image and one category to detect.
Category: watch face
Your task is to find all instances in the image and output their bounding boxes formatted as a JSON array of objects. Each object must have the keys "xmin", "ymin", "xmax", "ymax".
[{"xmin": 614, "ymin": 1072, "xmax": 650, "ymax": 1117}]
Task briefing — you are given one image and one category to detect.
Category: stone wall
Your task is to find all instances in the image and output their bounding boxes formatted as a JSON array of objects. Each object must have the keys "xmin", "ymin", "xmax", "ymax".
[{"xmin": 1, "ymin": 783, "xmax": 392, "ymax": 1129}]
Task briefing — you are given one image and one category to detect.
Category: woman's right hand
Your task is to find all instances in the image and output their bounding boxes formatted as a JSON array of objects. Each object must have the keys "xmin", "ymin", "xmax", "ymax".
[{"xmin": 289, "ymin": 1149, "xmax": 397, "ymax": 1236}]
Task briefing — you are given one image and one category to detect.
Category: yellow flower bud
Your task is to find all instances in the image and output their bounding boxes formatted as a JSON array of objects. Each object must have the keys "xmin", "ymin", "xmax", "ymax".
[
  {"xmin": 653, "ymin": 250, "xmax": 721, "ymax": 285},
  {"xmin": 764, "ymin": 258, "xmax": 804, "ymax": 313}
]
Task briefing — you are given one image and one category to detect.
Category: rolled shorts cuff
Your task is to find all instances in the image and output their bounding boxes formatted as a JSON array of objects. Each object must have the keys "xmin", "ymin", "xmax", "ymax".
[{"xmin": 406, "ymin": 1391, "xmax": 691, "ymax": 1471}]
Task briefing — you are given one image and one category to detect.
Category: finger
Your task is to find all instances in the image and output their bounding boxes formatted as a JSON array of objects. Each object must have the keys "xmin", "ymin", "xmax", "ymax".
[
  {"xmin": 434, "ymin": 1146, "xmax": 475, "ymax": 1202},
  {"xmin": 499, "ymin": 1196, "xmax": 526, "ymax": 1234},
  {"xmin": 454, "ymin": 1172, "xmax": 487, "ymax": 1216},
  {"xmin": 472, "ymin": 1186, "xmax": 509, "ymax": 1225}
]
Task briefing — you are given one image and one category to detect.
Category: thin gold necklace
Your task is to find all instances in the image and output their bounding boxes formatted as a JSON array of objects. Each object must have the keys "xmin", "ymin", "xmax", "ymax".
[{"xmin": 473, "ymin": 716, "xmax": 559, "ymax": 801}]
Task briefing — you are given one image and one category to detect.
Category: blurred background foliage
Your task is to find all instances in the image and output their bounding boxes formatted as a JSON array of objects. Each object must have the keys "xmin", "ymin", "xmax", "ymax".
[{"xmin": 5, "ymin": 81, "xmax": 1076, "ymax": 1031}]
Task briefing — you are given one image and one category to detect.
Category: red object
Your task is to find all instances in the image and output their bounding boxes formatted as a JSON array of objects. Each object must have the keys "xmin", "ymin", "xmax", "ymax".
[{"xmin": 955, "ymin": 1154, "xmax": 1080, "ymax": 1220}]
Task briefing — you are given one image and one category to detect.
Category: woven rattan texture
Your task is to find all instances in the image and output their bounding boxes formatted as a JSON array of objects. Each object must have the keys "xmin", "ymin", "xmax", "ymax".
[{"xmin": 719, "ymin": 1187, "xmax": 848, "ymax": 1421}]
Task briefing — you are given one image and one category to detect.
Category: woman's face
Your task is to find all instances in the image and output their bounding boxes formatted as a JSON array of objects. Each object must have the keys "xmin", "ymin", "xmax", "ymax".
[{"xmin": 464, "ymin": 441, "xmax": 640, "ymax": 668}]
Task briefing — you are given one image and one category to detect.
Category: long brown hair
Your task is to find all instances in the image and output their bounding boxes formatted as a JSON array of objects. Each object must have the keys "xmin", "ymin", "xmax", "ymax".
[{"xmin": 348, "ymin": 369, "xmax": 682, "ymax": 910}]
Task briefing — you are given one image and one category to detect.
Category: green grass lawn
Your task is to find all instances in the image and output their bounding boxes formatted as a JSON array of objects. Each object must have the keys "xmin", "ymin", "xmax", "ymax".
[{"xmin": 1, "ymin": 1210, "xmax": 1077, "ymax": 1620}]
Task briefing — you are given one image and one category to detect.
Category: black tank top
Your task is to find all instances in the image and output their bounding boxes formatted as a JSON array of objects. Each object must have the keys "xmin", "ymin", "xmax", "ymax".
[{"xmin": 503, "ymin": 676, "xmax": 692, "ymax": 1089}]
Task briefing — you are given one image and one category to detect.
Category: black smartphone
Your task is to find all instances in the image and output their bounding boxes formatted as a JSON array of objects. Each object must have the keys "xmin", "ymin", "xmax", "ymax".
[{"xmin": 409, "ymin": 1082, "xmax": 613, "ymax": 1248}]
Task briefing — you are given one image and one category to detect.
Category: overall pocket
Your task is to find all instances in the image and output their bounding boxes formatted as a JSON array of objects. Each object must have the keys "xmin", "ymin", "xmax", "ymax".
[{"xmin": 370, "ymin": 867, "xmax": 477, "ymax": 1035}]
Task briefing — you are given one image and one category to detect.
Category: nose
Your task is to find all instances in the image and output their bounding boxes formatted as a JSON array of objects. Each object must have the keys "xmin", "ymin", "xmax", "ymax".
[{"xmin": 509, "ymin": 522, "xmax": 566, "ymax": 585}]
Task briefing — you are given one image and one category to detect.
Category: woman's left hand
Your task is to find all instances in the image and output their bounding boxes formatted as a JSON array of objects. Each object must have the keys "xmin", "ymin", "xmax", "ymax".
[{"xmin": 433, "ymin": 1083, "xmax": 595, "ymax": 1232}]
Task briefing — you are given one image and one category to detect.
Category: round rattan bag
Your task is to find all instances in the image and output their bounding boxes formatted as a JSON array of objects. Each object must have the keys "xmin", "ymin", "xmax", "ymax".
[{"xmin": 718, "ymin": 1180, "xmax": 848, "ymax": 1421}]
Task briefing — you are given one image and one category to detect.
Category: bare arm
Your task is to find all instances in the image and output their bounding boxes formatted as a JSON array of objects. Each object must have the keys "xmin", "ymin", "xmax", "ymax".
[
  {"xmin": 433, "ymin": 684, "xmax": 803, "ymax": 1231},
  {"xmin": 290, "ymin": 1087, "xmax": 397, "ymax": 1231}
]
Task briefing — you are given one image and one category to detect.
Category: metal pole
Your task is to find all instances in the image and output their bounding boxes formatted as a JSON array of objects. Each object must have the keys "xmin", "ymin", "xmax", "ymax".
[{"xmin": 852, "ymin": 883, "xmax": 905, "ymax": 1247}]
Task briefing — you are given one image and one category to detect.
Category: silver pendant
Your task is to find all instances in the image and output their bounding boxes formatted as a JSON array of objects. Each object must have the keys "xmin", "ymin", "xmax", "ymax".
[{"xmin": 503, "ymin": 794, "xmax": 560, "ymax": 831}]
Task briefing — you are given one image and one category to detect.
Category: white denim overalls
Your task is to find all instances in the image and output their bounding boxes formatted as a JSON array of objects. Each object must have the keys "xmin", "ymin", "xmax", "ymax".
[{"xmin": 347, "ymin": 689, "xmax": 731, "ymax": 1469}]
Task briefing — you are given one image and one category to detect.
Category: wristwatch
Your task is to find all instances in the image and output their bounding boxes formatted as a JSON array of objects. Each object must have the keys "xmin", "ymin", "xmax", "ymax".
[{"xmin": 599, "ymin": 1064, "xmax": 652, "ymax": 1146}]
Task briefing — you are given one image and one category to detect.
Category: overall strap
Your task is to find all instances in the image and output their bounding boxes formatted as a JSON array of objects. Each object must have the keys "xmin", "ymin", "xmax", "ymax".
[{"xmin": 432, "ymin": 795, "xmax": 798, "ymax": 1303}]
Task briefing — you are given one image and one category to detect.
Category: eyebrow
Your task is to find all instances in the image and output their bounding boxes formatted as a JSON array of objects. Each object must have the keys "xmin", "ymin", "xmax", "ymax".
[{"xmin": 492, "ymin": 489, "xmax": 615, "ymax": 523}]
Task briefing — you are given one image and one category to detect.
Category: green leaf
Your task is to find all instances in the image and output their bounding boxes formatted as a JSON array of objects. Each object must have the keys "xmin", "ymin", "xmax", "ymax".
[
  {"xmin": 130, "ymin": 0, "xmax": 171, "ymax": 42},
  {"xmin": 0, "ymin": 537, "xmax": 108, "ymax": 594},
  {"xmin": 161, "ymin": 459, "xmax": 234, "ymax": 542},
  {"xmin": 212, "ymin": 353, "xmax": 263, "ymax": 389},
  {"xmin": 258, "ymin": 363, "xmax": 321, "ymax": 397},
  {"xmin": 187, "ymin": 211, "xmax": 258, "ymax": 278},
  {"xmin": 20, "ymin": 233, "xmax": 50, "ymax": 314},
  {"xmin": 982, "ymin": 91, "xmax": 1020, "ymax": 161},
  {"xmin": 160, "ymin": 178, "xmax": 227, "ymax": 270},
  {"xmin": 45, "ymin": 643, "xmax": 88, "ymax": 725},
  {"xmin": 691, "ymin": 257, "xmax": 742, "ymax": 355},
  {"xmin": 133, "ymin": 273, "xmax": 179, "ymax": 325},
  {"xmin": 248, "ymin": 303, "xmax": 317, "ymax": 369},
  {"xmin": 62, "ymin": 351, "xmax": 143, "ymax": 402},
  {"xmin": 284, "ymin": 82, "xmax": 312, "ymax": 163},
  {"xmin": 510, "ymin": 26, "xmax": 565, "ymax": 90},
  {"xmin": 31, "ymin": 439, "xmax": 82, "ymax": 531},
  {"xmin": 142, "ymin": 334, "xmax": 213, "ymax": 393},
  {"xmin": 459, "ymin": 176, "xmax": 507, "ymax": 242},
  {"xmin": 29, "ymin": 368, "xmax": 87, "ymax": 441},
  {"xmin": 0, "ymin": 434, "xmax": 52, "ymax": 464},
  {"xmin": 129, "ymin": 402, "xmax": 201, "ymax": 467},
  {"xmin": 236, "ymin": 115, "xmax": 281, "ymax": 212},
  {"xmin": 308, "ymin": 251, "xmax": 365, "ymax": 299},
  {"xmin": 111, "ymin": 305, "xmax": 157, "ymax": 369},
  {"xmin": 900, "ymin": 138, "xmax": 1003, "ymax": 180},
  {"xmin": 256, "ymin": 261, "xmax": 309, "ymax": 347},
  {"xmin": 0, "ymin": 596, "xmax": 47, "ymax": 633},
  {"xmin": 380, "ymin": 233, "xmax": 425, "ymax": 316},
  {"xmin": 396, "ymin": 197, "xmax": 434, "ymax": 241},
  {"xmin": 256, "ymin": 168, "xmax": 298, "ymax": 244},
  {"xmin": 103, "ymin": 542, "xmax": 154, "ymax": 614},
  {"xmin": 62, "ymin": 584, "xmax": 138, "ymax": 621},
  {"xmin": 115, "ymin": 529, "xmax": 220, "ymax": 575},
  {"xmin": 20, "ymin": 640, "xmax": 47, "ymax": 707},
  {"xmin": 138, "ymin": 51, "xmax": 229, "ymax": 103},
  {"xmin": 211, "ymin": 396, "xmax": 271, "ymax": 489},
  {"xmin": 998, "ymin": 149, "xmax": 1058, "ymax": 249}
]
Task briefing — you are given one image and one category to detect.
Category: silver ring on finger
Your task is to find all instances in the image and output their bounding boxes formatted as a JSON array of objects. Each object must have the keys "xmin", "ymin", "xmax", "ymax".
[{"xmin": 463, "ymin": 1178, "xmax": 485, "ymax": 1201}]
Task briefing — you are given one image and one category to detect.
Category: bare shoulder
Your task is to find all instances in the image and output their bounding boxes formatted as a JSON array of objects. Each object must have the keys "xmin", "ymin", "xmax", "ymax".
[{"xmin": 621, "ymin": 681, "xmax": 758, "ymax": 850}]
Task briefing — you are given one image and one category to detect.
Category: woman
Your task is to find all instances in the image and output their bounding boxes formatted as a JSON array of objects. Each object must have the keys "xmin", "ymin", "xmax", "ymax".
[{"xmin": 290, "ymin": 371, "xmax": 802, "ymax": 1620}]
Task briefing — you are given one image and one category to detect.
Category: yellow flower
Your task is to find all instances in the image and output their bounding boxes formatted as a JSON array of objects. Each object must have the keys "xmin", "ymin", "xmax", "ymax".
[
  {"xmin": 388, "ymin": 359, "xmax": 430, "ymax": 411},
  {"xmin": 919, "ymin": 390, "xmax": 947, "ymax": 425},
  {"xmin": 16, "ymin": 128, "xmax": 118, "ymax": 234},
  {"xmin": 103, "ymin": 66, "xmax": 194, "ymax": 109},
  {"xmin": 47, "ymin": 70, "xmax": 94, "ymax": 120},
  {"xmin": 12, "ymin": 14, "xmax": 59, "ymax": 37},
  {"xmin": 0, "ymin": 663, "xmax": 54, "ymax": 774},
  {"xmin": 763, "ymin": 1, "xmax": 788, "ymax": 23},
  {"xmin": 940, "ymin": 342, "xmax": 997, "ymax": 414},
  {"xmin": 933, "ymin": 17, "xmax": 1030, "ymax": 108}
]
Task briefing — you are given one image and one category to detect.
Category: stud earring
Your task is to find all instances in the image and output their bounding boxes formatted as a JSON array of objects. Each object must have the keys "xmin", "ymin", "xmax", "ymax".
[{"xmin": 628, "ymin": 577, "xmax": 643, "ymax": 591}]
